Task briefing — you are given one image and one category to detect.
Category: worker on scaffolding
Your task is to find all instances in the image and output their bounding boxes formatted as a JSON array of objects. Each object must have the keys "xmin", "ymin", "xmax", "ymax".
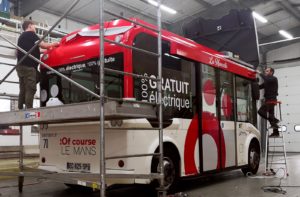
[
  {"xmin": 258, "ymin": 67, "xmax": 280, "ymax": 137},
  {"xmin": 16, "ymin": 20, "xmax": 59, "ymax": 109}
]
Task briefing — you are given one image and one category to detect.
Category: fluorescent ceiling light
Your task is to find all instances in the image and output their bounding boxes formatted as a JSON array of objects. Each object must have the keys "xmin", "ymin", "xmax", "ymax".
[
  {"xmin": 252, "ymin": 11, "xmax": 268, "ymax": 23},
  {"xmin": 147, "ymin": 0, "xmax": 177, "ymax": 14},
  {"xmin": 279, "ymin": 30, "xmax": 293, "ymax": 40}
]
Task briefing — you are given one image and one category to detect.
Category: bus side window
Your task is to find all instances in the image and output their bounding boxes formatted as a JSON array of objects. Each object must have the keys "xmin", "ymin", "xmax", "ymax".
[
  {"xmin": 132, "ymin": 33, "xmax": 196, "ymax": 119},
  {"xmin": 220, "ymin": 71, "xmax": 234, "ymax": 121},
  {"xmin": 236, "ymin": 76, "xmax": 253, "ymax": 123}
]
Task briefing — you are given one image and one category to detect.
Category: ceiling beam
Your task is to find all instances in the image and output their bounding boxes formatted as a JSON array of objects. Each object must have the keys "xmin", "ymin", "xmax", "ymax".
[
  {"xmin": 276, "ymin": 0, "xmax": 300, "ymax": 22},
  {"xmin": 227, "ymin": 0, "xmax": 278, "ymax": 10},
  {"xmin": 264, "ymin": 8, "xmax": 283, "ymax": 16},
  {"xmin": 194, "ymin": 0, "xmax": 212, "ymax": 8},
  {"xmin": 169, "ymin": 0, "xmax": 273, "ymax": 35},
  {"xmin": 10, "ymin": 0, "xmax": 51, "ymax": 16},
  {"xmin": 107, "ymin": 0, "xmax": 171, "ymax": 26},
  {"xmin": 259, "ymin": 25, "xmax": 300, "ymax": 53},
  {"xmin": 39, "ymin": 7, "xmax": 94, "ymax": 26},
  {"xmin": 226, "ymin": 0, "xmax": 239, "ymax": 5}
]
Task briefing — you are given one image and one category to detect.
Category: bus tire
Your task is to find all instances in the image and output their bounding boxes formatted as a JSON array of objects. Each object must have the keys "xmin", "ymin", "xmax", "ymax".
[
  {"xmin": 151, "ymin": 144, "xmax": 180, "ymax": 193},
  {"xmin": 242, "ymin": 140, "xmax": 260, "ymax": 175}
]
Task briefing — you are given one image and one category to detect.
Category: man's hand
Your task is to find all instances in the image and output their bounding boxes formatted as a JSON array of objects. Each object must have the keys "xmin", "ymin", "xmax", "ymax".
[
  {"xmin": 52, "ymin": 42, "xmax": 60, "ymax": 47},
  {"xmin": 256, "ymin": 69, "xmax": 261, "ymax": 74},
  {"xmin": 40, "ymin": 41, "xmax": 60, "ymax": 49},
  {"xmin": 48, "ymin": 42, "xmax": 60, "ymax": 50}
]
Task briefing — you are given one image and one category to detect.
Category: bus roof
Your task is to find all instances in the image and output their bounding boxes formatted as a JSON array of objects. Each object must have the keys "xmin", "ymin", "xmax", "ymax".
[
  {"xmin": 127, "ymin": 18, "xmax": 256, "ymax": 79},
  {"xmin": 54, "ymin": 18, "xmax": 257, "ymax": 80}
]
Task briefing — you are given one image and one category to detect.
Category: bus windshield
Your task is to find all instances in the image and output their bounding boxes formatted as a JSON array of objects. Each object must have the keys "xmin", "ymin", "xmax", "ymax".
[{"xmin": 40, "ymin": 53, "xmax": 123, "ymax": 106}]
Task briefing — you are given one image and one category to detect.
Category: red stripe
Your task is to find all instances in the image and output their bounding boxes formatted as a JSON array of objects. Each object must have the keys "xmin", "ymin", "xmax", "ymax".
[
  {"xmin": 184, "ymin": 114, "xmax": 199, "ymax": 175},
  {"xmin": 184, "ymin": 112, "xmax": 226, "ymax": 175}
]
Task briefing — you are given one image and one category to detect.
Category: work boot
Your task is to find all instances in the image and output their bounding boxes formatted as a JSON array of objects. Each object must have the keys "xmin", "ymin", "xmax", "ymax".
[
  {"xmin": 269, "ymin": 132, "xmax": 279, "ymax": 138},
  {"xmin": 270, "ymin": 122, "xmax": 279, "ymax": 129}
]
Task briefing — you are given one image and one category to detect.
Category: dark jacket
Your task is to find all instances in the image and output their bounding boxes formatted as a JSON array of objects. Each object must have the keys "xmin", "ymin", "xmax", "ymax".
[
  {"xmin": 17, "ymin": 31, "xmax": 40, "ymax": 69},
  {"xmin": 259, "ymin": 74, "xmax": 278, "ymax": 100}
]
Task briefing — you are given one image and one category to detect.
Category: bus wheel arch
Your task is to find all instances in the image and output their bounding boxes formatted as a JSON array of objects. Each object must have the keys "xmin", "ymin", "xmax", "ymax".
[
  {"xmin": 242, "ymin": 138, "xmax": 260, "ymax": 175},
  {"xmin": 151, "ymin": 142, "xmax": 181, "ymax": 190}
]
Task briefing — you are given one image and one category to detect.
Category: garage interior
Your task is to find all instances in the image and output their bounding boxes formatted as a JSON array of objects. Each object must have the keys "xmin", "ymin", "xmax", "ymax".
[{"xmin": 0, "ymin": 0, "xmax": 300, "ymax": 196}]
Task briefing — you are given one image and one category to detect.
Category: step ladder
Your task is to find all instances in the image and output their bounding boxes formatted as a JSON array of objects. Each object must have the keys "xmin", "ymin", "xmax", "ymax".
[{"xmin": 264, "ymin": 101, "xmax": 288, "ymax": 178}]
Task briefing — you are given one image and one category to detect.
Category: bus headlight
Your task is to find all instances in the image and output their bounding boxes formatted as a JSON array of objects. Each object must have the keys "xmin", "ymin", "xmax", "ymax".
[
  {"xmin": 40, "ymin": 89, "xmax": 48, "ymax": 102},
  {"xmin": 114, "ymin": 35, "xmax": 122, "ymax": 43},
  {"xmin": 110, "ymin": 120, "xmax": 123, "ymax": 127},
  {"xmin": 50, "ymin": 85, "xmax": 59, "ymax": 97},
  {"xmin": 42, "ymin": 54, "xmax": 49, "ymax": 61}
]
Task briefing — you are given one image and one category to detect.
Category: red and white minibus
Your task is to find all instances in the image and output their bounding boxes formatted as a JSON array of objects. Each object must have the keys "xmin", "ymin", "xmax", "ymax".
[{"xmin": 39, "ymin": 18, "xmax": 260, "ymax": 189}]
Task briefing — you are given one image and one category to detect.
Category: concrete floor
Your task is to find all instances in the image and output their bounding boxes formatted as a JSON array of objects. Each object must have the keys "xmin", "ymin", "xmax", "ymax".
[{"xmin": 0, "ymin": 154, "xmax": 300, "ymax": 197}]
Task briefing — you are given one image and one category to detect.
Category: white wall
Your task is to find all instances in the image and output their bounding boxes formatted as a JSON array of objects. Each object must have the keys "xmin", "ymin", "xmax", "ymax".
[
  {"xmin": 0, "ymin": 30, "xmax": 39, "ymax": 148},
  {"xmin": 0, "ymin": 9, "xmax": 90, "ymax": 150},
  {"xmin": 0, "ymin": 98, "xmax": 39, "ymax": 147},
  {"xmin": 266, "ymin": 42, "xmax": 300, "ymax": 152},
  {"xmin": 267, "ymin": 42, "xmax": 300, "ymax": 69}
]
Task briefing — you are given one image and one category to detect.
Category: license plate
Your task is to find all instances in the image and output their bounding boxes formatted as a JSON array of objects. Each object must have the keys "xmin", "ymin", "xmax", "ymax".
[{"xmin": 66, "ymin": 162, "xmax": 91, "ymax": 172}]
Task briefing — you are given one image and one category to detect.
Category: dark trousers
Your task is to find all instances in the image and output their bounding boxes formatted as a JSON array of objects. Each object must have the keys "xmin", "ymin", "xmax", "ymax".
[
  {"xmin": 16, "ymin": 65, "xmax": 37, "ymax": 109},
  {"xmin": 258, "ymin": 100, "xmax": 278, "ymax": 133}
]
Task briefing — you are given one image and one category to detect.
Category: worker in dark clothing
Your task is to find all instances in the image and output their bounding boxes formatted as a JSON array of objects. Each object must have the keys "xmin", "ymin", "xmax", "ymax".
[
  {"xmin": 258, "ymin": 67, "xmax": 279, "ymax": 137},
  {"xmin": 17, "ymin": 20, "xmax": 59, "ymax": 109}
]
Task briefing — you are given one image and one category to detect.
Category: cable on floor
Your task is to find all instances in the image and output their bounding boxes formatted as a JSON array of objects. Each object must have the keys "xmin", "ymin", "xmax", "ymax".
[
  {"xmin": 261, "ymin": 168, "xmax": 287, "ymax": 194},
  {"xmin": 245, "ymin": 168, "xmax": 294, "ymax": 194},
  {"xmin": 246, "ymin": 171, "xmax": 276, "ymax": 179},
  {"xmin": 261, "ymin": 186, "xmax": 287, "ymax": 194}
]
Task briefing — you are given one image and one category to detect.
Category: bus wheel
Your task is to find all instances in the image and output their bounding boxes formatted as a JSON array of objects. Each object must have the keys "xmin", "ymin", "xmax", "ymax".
[
  {"xmin": 242, "ymin": 141, "xmax": 260, "ymax": 175},
  {"xmin": 151, "ymin": 147, "xmax": 180, "ymax": 191}
]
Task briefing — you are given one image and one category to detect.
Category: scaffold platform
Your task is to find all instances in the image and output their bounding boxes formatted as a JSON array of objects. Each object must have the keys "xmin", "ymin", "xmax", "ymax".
[{"xmin": 0, "ymin": 100, "xmax": 156, "ymax": 126}]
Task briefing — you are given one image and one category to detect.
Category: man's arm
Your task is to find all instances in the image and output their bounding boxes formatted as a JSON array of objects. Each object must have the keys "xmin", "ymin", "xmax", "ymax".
[
  {"xmin": 258, "ymin": 73, "xmax": 265, "ymax": 89},
  {"xmin": 260, "ymin": 73, "xmax": 277, "ymax": 83},
  {"xmin": 39, "ymin": 41, "xmax": 59, "ymax": 49},
  {"xmin": 259, "ymin": 73, "xmax": 266, "ymax": 80},
  {"xmin": 259, "ymin": 83, "xmax": 264, "ymax": 89}
]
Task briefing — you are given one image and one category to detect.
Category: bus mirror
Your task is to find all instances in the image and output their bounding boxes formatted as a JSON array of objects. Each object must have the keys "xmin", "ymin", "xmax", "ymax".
[
  {"xmin": 251, "ymin": 81, "xmax": 260, "ymax": 100},
  {"xmin": 31, "ymin": 125, "xmax": 39, "ymax": 134},
  {"xmin": 0, "ymin": 124, "xmax": 9, "ymax": 130},
  {"xmin": 222, "ymin": 81, "xmax": 230, "ymax": 87},
  {"xmin": 242, "ymin": 81, "xmax": 249, "ymax": 86},
  {"xmin": 220, "ymin": 81, "xmax": 230, "ymax": 94}
]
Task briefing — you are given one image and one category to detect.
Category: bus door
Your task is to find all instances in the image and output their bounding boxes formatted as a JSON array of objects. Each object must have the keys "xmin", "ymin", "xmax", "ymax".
[
  {"xmin": 201, "ymin": 65, "xmax": 236, "ymax": 171},
  {"xmin": 219, "ymin": 70, "xmax": 236, "ymax": 168},
  {"xmin": 201, "ymin": 64, "xmax": 222, "ymax": 171},
  {"xmin": 235, "ymin": 76, "xmax": 254, "ymax": 166}
]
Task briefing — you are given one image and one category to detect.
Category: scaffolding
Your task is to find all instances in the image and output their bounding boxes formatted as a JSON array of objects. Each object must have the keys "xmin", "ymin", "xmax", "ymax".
[{"xmin": 0, "ymin": 0, "xmax": 166, "ymax": 196}]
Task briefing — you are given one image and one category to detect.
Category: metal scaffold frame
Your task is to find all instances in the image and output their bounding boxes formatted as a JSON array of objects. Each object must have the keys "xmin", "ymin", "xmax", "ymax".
[
  {"xmin": 0, "ymin": 0, "xmax": 79, "ymax": 86},
  {"xmin": 0, "ymin": 0, "xmax": 166, "ymax": 196},
  {"xmin": 98, "ymin": 0, "xmax": 165, "ymax": 196}
]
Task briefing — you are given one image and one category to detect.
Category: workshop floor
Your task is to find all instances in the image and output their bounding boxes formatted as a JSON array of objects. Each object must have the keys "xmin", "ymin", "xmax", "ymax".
[{"xmin": 0, "ymin": 154, "xmax": 299, "ymax": 197}]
